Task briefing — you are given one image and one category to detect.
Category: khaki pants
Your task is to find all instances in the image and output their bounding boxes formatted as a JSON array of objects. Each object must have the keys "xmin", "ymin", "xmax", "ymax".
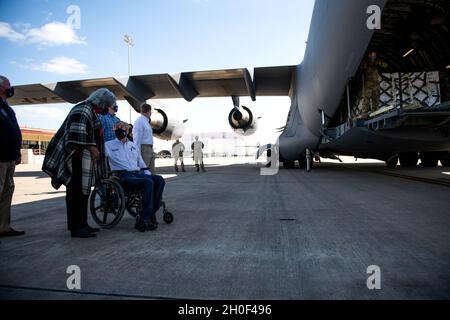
[
  {"xmin": 141, "ymin": 144, "xmax": 156, "ymax": 174},
  {"xmin": 0, "ymin": 161, "xmax": 16, "ymax": 233}
]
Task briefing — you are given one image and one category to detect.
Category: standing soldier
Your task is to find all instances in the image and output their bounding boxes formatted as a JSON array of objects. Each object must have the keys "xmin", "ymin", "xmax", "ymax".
[
  {"xmin": 172, "ymin": 139, "xmax": 186, "ymax": 172},
  {"xmin": 191, "ymin": 136, "xmax": 205, "ymax": 172},
  {"xmin": 358, "ymin": 52, "xmax": 381, "ymax": 119}
]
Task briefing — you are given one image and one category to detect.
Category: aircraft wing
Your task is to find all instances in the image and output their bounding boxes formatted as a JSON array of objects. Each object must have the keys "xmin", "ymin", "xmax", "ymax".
[{"xmin": 8, "ymin": 66, "xmax": 295, "ymax": 111}]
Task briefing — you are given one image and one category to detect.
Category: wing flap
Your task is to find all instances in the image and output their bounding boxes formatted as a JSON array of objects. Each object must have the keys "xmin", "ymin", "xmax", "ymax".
[
  {"xmin": 8, "ymin": 84, "xmax": 66, "ymax": 105},
  {"xmin": 8, "ymin": 65, "xmax": 296, "ymax": 107},
  {"xmin": 181, "ymin": 68, "xmax": 255, "ymax": 100},
  {"xmin": 254, "ymin": 65, "xmax": 296, "ymax": 96}
]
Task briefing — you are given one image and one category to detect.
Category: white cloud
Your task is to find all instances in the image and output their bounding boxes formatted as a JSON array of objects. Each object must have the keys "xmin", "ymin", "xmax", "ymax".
[
  {"xmin": 40, "ymin": 56, "xmax": 88, "ymax": 74},
  {"xmin": 0, "ymin": 21, "xmax": 86, "ymax": 47},
  {"xmin": 26, "ymin": 22, "xmax": 87, "ymax": 46},
  {"xmin": 0, "ymin": 22, "xmax": 26, "ymax": 41},
  {"xmin": 14, "ymin": 56, "xmax": 89, "ymax": 75}
]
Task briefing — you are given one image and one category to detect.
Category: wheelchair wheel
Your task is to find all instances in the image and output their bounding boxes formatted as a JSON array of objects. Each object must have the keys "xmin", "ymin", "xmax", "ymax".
[
  {"xmin": 126, "ymin": 193, "xmax": 140, "ymax": 218},
  {"xmin": 90, "ymin": 179, "xmax": 126, "ymax": 229},
  {"xmin": 163, "ymin": 211, "xmax": 174, "ymax": 224}
]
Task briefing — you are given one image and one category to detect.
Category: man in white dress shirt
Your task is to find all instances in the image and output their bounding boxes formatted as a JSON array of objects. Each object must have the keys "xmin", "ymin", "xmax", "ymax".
[
  {"xmin": 105, "ymin": 123, "xmax": 165, "ymax": 232},
  {"xmin": 133, "ymin": 103, "xmax": 156, "ymax": 173}
]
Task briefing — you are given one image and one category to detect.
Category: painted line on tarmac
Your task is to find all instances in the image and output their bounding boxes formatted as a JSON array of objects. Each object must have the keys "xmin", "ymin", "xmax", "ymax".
[{"xmin": 0, "ymin": 284, "xmax": 190, "ymax": 300}]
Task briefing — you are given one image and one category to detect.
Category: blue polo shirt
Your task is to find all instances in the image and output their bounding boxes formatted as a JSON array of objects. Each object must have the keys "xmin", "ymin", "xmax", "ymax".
[{"xmin": 99, "ymin": 113, "xmax": 120, "ymax": 142}]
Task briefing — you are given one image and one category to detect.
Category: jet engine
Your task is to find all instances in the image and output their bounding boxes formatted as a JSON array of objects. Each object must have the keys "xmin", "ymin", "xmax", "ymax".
[
  {"xmin": 149, "ymin": 107, "xmax": 187, "ymax": 141},
  {"xmin": 228, "ymin": 96, "xmax": 259, "ymax": 136}
]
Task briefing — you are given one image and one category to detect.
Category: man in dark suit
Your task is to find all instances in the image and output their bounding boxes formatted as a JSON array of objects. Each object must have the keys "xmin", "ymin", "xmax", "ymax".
[{"xmin": 0, "ymin": 75, "xmax": 25, "ymax": 238}]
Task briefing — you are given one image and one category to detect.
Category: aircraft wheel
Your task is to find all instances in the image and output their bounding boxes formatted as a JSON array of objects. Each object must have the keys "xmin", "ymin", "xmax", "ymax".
[
  {"xmin": 385, "ymin": 156, "xmax": 398, "ymax": 167},
  {"xmin": 399, "ymin": 153, "xmax": 419, "ymax": 168},
  {"xmin": 421, "ymin": 153, "xmax": 439, "ymax": 168}
]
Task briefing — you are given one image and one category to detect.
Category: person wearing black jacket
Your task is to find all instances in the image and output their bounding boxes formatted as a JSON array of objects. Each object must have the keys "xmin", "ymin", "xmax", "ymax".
[{"xmin": 0, "ymin": 76, "xmax": 25, "ymax": 238}]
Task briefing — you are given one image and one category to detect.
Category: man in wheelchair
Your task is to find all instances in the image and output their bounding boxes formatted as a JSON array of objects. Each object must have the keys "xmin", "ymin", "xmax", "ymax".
[{"xmin": 105, "ymin": 122, "xmax": 165, "ymax": 232}]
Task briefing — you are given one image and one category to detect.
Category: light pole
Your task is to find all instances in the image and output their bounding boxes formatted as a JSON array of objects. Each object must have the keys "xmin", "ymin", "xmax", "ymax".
[{"xmin": 124, "ymin": 34, "xmax": 134, "ymax": 123}]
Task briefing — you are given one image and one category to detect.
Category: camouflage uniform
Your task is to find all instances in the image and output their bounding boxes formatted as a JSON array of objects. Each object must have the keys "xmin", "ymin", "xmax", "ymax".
[{"xmin": 358, "ymin": 62, "xmax": 381, "ymax": 119}]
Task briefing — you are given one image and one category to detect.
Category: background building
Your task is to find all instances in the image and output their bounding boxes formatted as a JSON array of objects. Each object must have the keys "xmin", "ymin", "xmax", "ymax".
[{"xmin": 20, "ymin": 127, "xmax": 56, "ymax": 164}]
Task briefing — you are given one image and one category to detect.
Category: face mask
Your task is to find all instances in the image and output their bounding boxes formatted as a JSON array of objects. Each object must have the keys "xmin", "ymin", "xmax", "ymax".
[
  {"xmin": 92, "ymin": 102, "xmax": 109, "ymax": 115},
  {"xmin": 115, "ymin": 128, "xmax": 127, "ymax": 140},
  {"xmin": 113, "ymin": 105, "xmax": 118, "ymax": 113},
  {"xmin": 5, "ymin": 87, "xmax": 14, "ymax": 98},
  {"xmin": 93, "ymin": 104, "xmax": 103, "ymax": 114}
]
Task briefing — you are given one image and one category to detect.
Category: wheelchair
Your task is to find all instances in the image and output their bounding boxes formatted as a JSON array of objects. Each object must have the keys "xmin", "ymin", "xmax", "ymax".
[{"xmin": 89, "ymin": 168, "xmax": 174, "ymax": 229}]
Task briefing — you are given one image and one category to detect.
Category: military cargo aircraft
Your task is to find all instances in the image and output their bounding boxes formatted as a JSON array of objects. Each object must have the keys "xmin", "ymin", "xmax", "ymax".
[{"xmin": 8, "ymin": 0, "xmax": 450, "ymax": 168}]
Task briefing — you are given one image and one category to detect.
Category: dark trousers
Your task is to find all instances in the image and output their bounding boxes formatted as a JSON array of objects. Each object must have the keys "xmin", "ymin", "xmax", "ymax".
[
  {"xmin": 119, "ymin": 172, "xmax": 165, "ymax": 224},
  {"xmin": 65, "ymin": 154, "xmax": 89, "ymax": 231}
]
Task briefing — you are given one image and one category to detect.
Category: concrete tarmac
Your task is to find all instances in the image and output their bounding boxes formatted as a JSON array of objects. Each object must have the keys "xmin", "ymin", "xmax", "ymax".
[{"xmin": 1, "ymin": 158, "xmax": 449, "ymax": 299}]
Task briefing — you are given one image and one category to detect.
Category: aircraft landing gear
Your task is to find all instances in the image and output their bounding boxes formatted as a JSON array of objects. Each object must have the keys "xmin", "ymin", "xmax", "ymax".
[
  {"xmin": 282, "ymin": 150, "xmax": 314, "ymax": 171},
  {"xmin": 399, "ymin": 153, "xmax": 419, "ymax": 168},
  {"xmin": 297, "ymin": 159, "xmax": 307, "ymax": 169},
  {"xmin": 306, "ymin": 148, "xmax": 312, "ymax": 172}
]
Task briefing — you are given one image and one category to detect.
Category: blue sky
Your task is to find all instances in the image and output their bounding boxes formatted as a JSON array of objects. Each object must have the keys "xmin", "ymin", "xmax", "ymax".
[{"xmin": 0, "ymin": 0, "xmax": 314, "ymax": 144}]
